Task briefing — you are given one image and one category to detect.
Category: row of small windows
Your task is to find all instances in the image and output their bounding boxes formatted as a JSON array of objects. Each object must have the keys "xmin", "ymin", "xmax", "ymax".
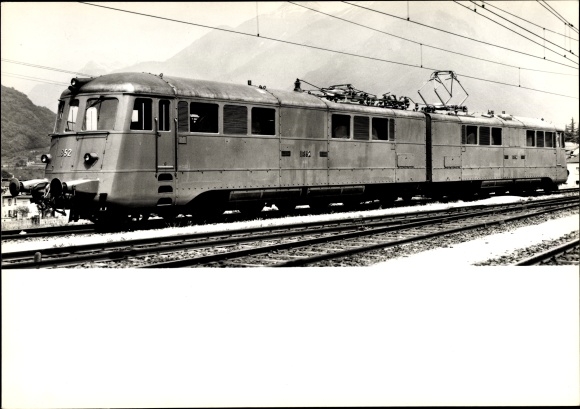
[
  {"xmin": 332, "ymin": 114, "xmax": 396, "ymax": 141},
  {"xmin": 526, "ymin": 130, "xmax": 563, "ymax": 148},
  {"xmin": 58, "ymin": 98, "xmax": 566, "ymax": 149},
  {"xmin": 461, "ymin": 125, "xmax": 503, "ymax": 146}
]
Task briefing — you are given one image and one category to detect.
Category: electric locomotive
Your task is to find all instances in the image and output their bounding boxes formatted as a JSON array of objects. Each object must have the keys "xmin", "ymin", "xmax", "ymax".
[{"xmin": 9, "ymin": 72, "xmax": 568, "ymax": 224}]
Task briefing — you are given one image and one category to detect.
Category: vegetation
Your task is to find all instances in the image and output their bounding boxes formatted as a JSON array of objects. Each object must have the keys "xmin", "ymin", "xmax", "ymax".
[
  {"xmin": 565, "ymin": 118, "xmax": 579, "ymax": 145},
  {"xmin": 2, "ymin": 167, "xmax": 46, "ymax": 181},
  {"xmin": 1, "ymin": 85, "xmax": 54, "ymax": 159}
]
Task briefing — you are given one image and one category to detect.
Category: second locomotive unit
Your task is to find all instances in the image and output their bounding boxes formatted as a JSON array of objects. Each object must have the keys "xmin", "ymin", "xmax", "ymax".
[{"xmin": 10, "ymin": 72, "xmax": 568, "ymax": 223}]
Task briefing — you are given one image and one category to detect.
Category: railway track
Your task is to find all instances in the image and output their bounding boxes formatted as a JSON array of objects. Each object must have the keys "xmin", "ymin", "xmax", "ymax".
[
  {"xmin": 3, "ymin": 195, "xmax": 577, "ymax": 269},
  {"xmin": 2, "ymin": 188, "xmax": 577, "ymax": 241},
  {"xmin": 513, "ymin": 239, "xmax": 580, "ymax": 266}
]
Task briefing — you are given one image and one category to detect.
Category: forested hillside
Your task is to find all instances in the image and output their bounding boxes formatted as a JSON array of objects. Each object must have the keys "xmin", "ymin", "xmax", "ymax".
[{"xmin": 1, "ymin": 85, "xmax": 55, "ymax": 156}]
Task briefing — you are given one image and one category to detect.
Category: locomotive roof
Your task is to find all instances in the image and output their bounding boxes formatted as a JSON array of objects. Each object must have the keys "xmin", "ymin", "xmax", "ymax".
[
  {"xmin": 61, "ymin": 72, "xmax": 328, "ymax": 108},
  {"xmin": 429, "ymin": 111, "xmax": 564, "ymax": 131},
  {"xmin": 60, "ymin": 73, "xmax": 564, "ymax": 128}
]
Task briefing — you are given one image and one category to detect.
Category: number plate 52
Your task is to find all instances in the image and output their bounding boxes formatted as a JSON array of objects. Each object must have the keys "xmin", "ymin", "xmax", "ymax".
[{"xmin": 59, "ymin": 149, "xmax": 72, "ymax": 157}]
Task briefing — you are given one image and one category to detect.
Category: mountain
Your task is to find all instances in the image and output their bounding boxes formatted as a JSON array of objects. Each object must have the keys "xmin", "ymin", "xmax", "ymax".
[
  {"xmin": 14, "ymin": 2, "xmax": 578, "ymax": 126},
  {"xmin": 26, "ymin": 60, "xmax": 126, "ymax": 113},
  {"xmin": 1, "ymin": 85, "xmax": 55, "ymax": 156}
]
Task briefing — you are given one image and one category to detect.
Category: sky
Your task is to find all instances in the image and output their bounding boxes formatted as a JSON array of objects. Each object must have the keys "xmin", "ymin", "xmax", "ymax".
[{"xmin": 1, "ymin": 1, "xmax": 578, "ymax": 126}]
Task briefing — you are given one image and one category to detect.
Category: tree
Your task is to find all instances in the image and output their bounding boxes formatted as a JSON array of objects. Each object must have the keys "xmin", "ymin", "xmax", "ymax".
[
  {"xmin": 565, "ymin": 118, "xmax": 579, "ymax": 144},
  {"xmin": 15, "ymin": 205, "xmax": 30, "ymax": 219},
  {"xmin": 1, "ymin": 169, "xmax": 13, "ymax": 178}
]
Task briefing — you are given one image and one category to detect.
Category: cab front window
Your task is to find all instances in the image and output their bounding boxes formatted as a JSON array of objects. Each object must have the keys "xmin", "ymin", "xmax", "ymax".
[
  {"xmin": 82, "ymin": 98, "xmax": 119, "ymax": 131},
  {"xmin": 61, "ymin": 99, "xmax": 79, "ymax": 132}
]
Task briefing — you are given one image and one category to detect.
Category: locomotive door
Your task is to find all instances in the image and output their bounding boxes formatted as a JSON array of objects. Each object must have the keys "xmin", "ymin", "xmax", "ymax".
[
  {"xmin": 279, "ymin": 107, "xmax": 329, "ymax": 187},
  {"xmin": 156, "ymin": 99, "xmax": 175, "ymax": 171}
]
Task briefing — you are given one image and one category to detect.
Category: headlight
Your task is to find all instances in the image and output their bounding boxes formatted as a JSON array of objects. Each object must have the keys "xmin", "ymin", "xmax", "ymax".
[
  {"xmin": 84, "ymin": 153, "xmax": 98, "ymax": 163},
  {"xmin": 41, "ymin": 154, "xmax": 52, "ymax": 163}
]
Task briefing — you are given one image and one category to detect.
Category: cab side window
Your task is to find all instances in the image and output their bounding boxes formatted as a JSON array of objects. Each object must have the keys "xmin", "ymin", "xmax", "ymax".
[
  {"xmin": 159, "ymin": 100, "xmax": 171, "ymax": 131},
  {"xmin": 130, "ymin": 98, "xmax": 152, "ymax": 130}
]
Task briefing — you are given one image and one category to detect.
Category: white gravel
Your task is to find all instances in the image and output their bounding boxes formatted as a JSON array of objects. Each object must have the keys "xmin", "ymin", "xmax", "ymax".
[{"xmin": 371, "ymin": 213, "xmax": 579, "ymax": 269}]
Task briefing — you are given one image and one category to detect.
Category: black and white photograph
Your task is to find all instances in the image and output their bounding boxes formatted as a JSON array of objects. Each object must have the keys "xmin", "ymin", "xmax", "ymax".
[{"xmin": 2, "ymin": 1, "xmax": 579, "ymax": 407}]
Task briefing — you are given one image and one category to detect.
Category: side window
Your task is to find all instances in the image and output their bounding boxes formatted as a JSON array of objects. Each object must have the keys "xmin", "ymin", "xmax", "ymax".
[
  {"xmin": 224, "ymin": 105, "xmax": 247, "ymax": 134},
  {"xmin": 479, "ymin": 127, "xmax": 490, "ymax": 145},
  {"xmin": 536, "ymin": 131, "xmax": 545, "ymax": 147},
  {"xmin": 65, "ymin": 99, "xmax": 79, "ymax": 132},
  {"xmin": 332, "ymin": 114, "xmax": 350, "ymax": 139},
  {"xmin": 178, "ymin": 101, "xmax": 189, "ymax": 132},
  {"xmin": 83, "ymin": 98, "xmax": 118, "ymax": 131},
  {"xmin": 492, "ymin": 127, "xmax": 502, "ymax": 145},
  {"xmin": 388, "ymin": 118, "xmax": 396, "ymax": 141},
  {"xmin": 191, "ymin": 102, "xmax": 219, "ymax": 133},
  {"xmin": 54, "ymin": 100, "xmax": 65, "ymax": 132},
  {"xmin": 130, "ymin": 98, "xmax": 152, "ymax": 131},
  {"xmin": 353, "ymin": 116, "xmax": 369, "ymax": 140},
  {"xmin": 464, "ymin": 125, "xmax": 477, "ymax": 144},
  {"xmin": 372, "ymin": 117, "xmax": 389, "ymax": 141},
  {"xmin": 251, "ymin": 107, "xmax": 275, "ymax": 135},
  {"xmin": 556, "ymin": 132, "xmax": 565, "ymax": 148},
  {"xmin": 159, "ymin": 100, "xmax": 171, "ymax": 132},
  {"xmin": 545, "ymin": 131, "xmax": 554, "ymax": 147},
  {"xmin": 526, "ymin": 130, "xmax": 535, "ymax": 146}
]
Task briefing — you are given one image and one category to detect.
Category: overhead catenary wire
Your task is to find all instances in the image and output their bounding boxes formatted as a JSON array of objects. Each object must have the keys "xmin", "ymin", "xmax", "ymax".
[
  {"xmin": 289, "ymin": 1, "xmax": 577, "ymax": 77},
  {"xmin": 1, "ymin": 58, "xmax": 91, "ymax": 77},
  {"xmin": 66, "ymin": 2, "xmax": 578, "ymax": 100},
  {"xmin": 1, "ymin": 72, "xmax": 70, "ymax": 86},
  {"xmin": 537, "ymin": 0, "xmax": 579, "ymax": 34},
  {"xmin": 455, "ymin": 1, "xmax": 578, "ymax": 63},
  {"xmin": 468, "ymin": 0, "xmax": 577, "ymax": 56},
  {"xmin": 482, "ymin": 1, "xmax": 578, "ymax": 43},
  {"xmin": 342, "ymin": 1, "xmax": 578, "ymax": 70}
]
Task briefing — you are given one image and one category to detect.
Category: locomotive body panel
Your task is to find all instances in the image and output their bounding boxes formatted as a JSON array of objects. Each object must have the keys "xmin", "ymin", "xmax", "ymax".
[{"xmin": 24, "ymin": 72, "xmax": 567, "ymax": 223}]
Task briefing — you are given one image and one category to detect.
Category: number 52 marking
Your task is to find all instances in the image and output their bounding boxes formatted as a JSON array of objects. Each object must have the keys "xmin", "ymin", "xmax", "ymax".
[{"xmin": 59, "ymin": 149, "xmax": 72, "ymax": 157}]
